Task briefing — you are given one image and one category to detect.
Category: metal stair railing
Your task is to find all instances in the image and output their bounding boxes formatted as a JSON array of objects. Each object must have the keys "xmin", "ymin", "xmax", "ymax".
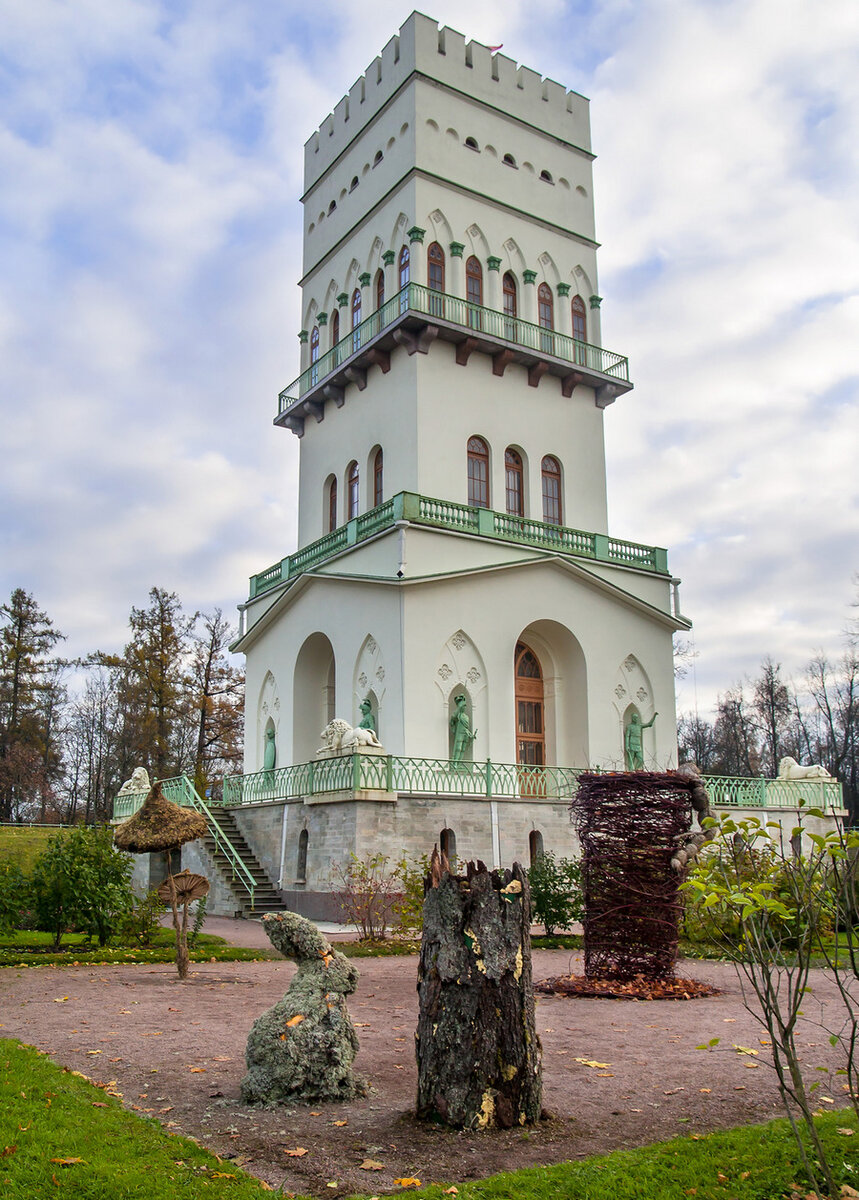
[{"xmin": 157, "ymin": 775, "xmax": 257, "ymax": 909}]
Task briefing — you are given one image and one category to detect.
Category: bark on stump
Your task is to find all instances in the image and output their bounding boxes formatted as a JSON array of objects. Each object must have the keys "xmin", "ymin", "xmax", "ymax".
[
  {"xmin": 572, "ymin": 772, "xmax": 693, "ymax": 981},
  {"xmin": 416, "ymin": 856, "xmax": 542, "ymax": 1129}
]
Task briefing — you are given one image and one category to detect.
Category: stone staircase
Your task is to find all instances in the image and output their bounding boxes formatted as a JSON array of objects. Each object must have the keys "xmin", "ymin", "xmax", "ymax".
[{"xmin": 201, "ymin": 808, "xmax": 289, "ymax": 918}]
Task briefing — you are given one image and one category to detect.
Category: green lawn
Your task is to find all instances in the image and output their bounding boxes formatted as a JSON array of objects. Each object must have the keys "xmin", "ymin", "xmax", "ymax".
[
  {"xmin": 0, "ymin": 928, "xmax": 280, "ymax": 968},
  {"xmin": 0, "ymin": 825, "xmax": 57, "ymax": 873},
  {"xmin": 3, "ymin": 1037, "xmax": 859, "ymax": 1200}
]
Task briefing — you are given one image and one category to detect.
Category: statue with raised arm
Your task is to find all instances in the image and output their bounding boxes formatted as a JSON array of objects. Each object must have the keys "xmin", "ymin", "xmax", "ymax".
[
  {"xmin": 624, "ymin": 711, "xmax": 658, "ymax": 771},
  {"xmin": 357, "ymin": 698, "xmax": 376, "ymax": 734},
  {"xmin": 450, "ymin": 694, "xmax": 477, "ymax": 764}
]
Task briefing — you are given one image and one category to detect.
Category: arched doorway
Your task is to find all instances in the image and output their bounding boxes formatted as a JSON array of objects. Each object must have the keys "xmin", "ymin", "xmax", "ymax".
[{"xmin": 515, "ymin": 642, "xmax": 545, "ymax": 766}]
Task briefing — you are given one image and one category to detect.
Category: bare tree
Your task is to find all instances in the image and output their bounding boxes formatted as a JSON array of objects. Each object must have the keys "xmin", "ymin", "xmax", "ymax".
[{"xmin": 752, "ymin": 657, "xmax": 792, "ymax": 777}]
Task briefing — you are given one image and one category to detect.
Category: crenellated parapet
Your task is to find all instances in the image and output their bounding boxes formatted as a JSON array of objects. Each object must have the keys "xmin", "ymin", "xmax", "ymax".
[{"xmin": 304, "ymin": 12, "xmax": 591, "ymax": 191}]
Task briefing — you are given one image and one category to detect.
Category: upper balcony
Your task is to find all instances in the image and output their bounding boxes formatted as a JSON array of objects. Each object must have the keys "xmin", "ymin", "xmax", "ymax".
[{"xmin": 275, "ymin": 283, "xmax": 632, "ymax": 436}]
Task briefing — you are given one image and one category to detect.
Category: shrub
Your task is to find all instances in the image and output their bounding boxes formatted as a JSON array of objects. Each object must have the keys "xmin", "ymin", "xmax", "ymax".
[
  {"xmin": 392, "ymin": 854, "xmax": 430, "ymax": 934},
  {"xmin": 527, "ymin": 851, "xmax": 583, "ymax": 935},
  {"xmin": 30, "ymin": 825, "xmax": 135, "ymax": 948},
  {"xmin": 331, "ymin": 853, "xmax": 402, "ymax": 941},
  {"xmin": 120, "ymin": 889, "xmax": 167, "ymax": 946},
  {"xmin": 0, "ymin": 861, "xmax": 33, "ymax": 933}
]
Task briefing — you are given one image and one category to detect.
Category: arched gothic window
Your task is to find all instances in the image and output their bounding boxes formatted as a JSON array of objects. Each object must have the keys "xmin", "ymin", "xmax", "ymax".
[
  {"xmin": 346, "ymin": 460, "xmax": 359, "ymax": 519},
  {"xmin": 373, "ymin": 448, "xmax": 384, "ymax": 508},
  {"xmin": 427, "ymin": 241, "xmax": 445, "ymax": 316},
  {"xmin": 541, "ymin": 455, "xmax": 562, "ymax": 526},
  {"xmin": 310, "ymin": 325, "xmax": 320, "ymax": 386},
  {"xmin": 538, "ymin": 282, "xmax": 554, "ymax": 353},
  {"xmin": 467, "ymin": 436, "xmax": 489, "ymax": 509},
  {"xmin": 466, "ymin": 255, "xmax": 482, "ymax": 329},
  {"xmin": 376, "ymin": 268, "xmax": 385, "ymax": 311},
  {"xmin": 503, "ymin": 272, "xmax": 517, "ymax": 317},
  {"xmin": 327, "ymin": 477, "xmax": 337, "ymax": 533},
  {"xmin": 399, "ymin": 244, "xmax": 410, "ymax": 312},
  {"xmin": 529, "ymin": 830, "xmax": 544, "ymax": 863},
  {"xmin": 515, "ymin": 642, "xmax": 545, "ymax": 767},
  {"xmin": 331, "ymin": 308, "xmax": 340, "ymax": 365},
  {"xmin": 505, "ymin": 447, "xmax": 524, "ymax": 516},
  {"xmin": 351, "ymin": 287, "xmax": 362, "ymax": 352},
  {"xmin": 572, "ymin": 294, "xmax": 587, "ymax": 342},
  {"xmin": 440, "ymin": 828, "xmax": 456, "ymax": 864}
]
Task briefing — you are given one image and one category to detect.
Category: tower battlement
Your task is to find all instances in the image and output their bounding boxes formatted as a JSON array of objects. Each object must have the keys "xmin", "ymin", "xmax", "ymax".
[{"xmin": 304, "ymin": 11, "xmax": 591, "ymax": 191}]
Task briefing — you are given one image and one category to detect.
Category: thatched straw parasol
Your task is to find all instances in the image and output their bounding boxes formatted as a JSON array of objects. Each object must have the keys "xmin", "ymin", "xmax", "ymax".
[
  {"xmin": 114, "ymin": 782, "xmax": 208, "ymax": 980},
  {"xmin": 114, "ymin": 782, "xmax": 206, "ymax": 853}
]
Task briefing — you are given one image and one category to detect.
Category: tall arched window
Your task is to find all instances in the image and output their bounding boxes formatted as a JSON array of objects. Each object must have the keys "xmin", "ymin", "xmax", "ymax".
[
  {"xmin": 466, "ymin": 255, "xmax": 482, "ymax": 329},
  {"xmin": 351, "ymin": 287, "xmax": 362, "ymax": 352},
  {"xmin": 529, "ymin": 830, "xmax": 544, "ymax": 864},
  {"xmin": 327, "ymin": 477, "xmax": 338, "ymax": 533},
  {"xmin": 515, "ymin": 642, "xmax": 545, "ymax": 768},
  {"xmin": 505, "ymin": 447, "xmax": 524, "ymax": 516},
  {"xmin": 572, "ymin": 294, "xmax": 587, "ymax": 342},
  {"xmin": 538, "ymin": 282, "xmax": 554, "ymax": 353},
  {"xmin": 373, "ymin": 448, "xmax": 384, "ymax": 508},
  {"xmin": 346, "ymin": 461, "xmax": 359, "ymax": 519},
  {"xmin": 427, "ymin": 241, "xmax": 445, "ymax": 317},
  {"xmin": 310, "ymin": 325, "xmax": 320, "ymax": 386},
  {"xmin": 503, "ymin": 271, "xmax": 517, "ymax": 338},
  {"xmin": 440, "ymin": 828, "xmax": 456, "ymax": 865},
  {"xmin": 331, "ymin": 307, "xmax": 340, "ymax": 365},
  {"xmin": 376, "ymin": 268, "xmax": 385, "ymax": 311},
  {"xmin": 541, "ymin": 455, "xmax": 562, "ymax": 525},
  {"xmin": 467, "ymin": 436, "xmax": 489, "ymax": 509},
  {"xmin": 398, "ymin": 244, "xmax": 410, "ymax": 314}
]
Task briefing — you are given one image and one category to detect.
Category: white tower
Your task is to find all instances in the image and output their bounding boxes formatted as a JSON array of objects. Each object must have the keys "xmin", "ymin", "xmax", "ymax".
[{"xmin": 232, "ymin": 13, "xmax": 689, "ymax": 912}]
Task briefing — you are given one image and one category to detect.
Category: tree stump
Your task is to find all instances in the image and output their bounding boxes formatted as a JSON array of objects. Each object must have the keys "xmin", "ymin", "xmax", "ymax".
[
  {"xmin": 572, "ymin": 772, "xmax": 693, "ymax": 981},
  {"xmin": 416, "ymin": 855, "xmax": 541, "ymax": 1129}
]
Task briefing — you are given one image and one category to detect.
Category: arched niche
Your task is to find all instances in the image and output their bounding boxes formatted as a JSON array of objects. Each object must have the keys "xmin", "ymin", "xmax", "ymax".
[
  {"xmin": 257, "ymin": 671, "xmax": 281, "ymax": 772},
  {"xmin": 293, "ymin": 633, "xmax": 336, "ymax": 763},
  {"xmin": 613, "ymin": 655, "xmax": 655, "ymax": 769},
  {"xmin": 435, "ymin": 630, "xmax": 487, "ymax": 761},
  {"xmin": 353, "ymin": 634, "xmax": 386, "ymax": 734},
  {"xmin": 515, "ymin": 620, "xmax": 588, "ymax": 768}
]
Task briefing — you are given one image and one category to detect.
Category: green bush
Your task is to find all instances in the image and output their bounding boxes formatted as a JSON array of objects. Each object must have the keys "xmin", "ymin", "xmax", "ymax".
[
  {"xmin": 392, "ymin": 853, "xmax": 429, "ymax": 934},
  {"xmin": 0, "ymin": 860, "xmax": 33, "ymax": 933},
  {"xmin": 30, "ymin": 825, "xmax": 135, "ymax": 948},
  {"xmin": 119, "ymin": 888, "xmax": 167, "ymax": 946},
  {"xmin": 527, "ymin": 851, "xmax": 583, "ymax": 935}
]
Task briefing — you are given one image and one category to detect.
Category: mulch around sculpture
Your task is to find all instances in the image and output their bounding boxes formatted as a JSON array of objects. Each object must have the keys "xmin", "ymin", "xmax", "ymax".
[{"xmin": 534, "ymin": 973, "xmax": 720, "ymax": 1000}]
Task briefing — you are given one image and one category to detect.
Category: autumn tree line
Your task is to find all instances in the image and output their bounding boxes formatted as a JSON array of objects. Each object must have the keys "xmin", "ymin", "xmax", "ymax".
[{"xmin": 0, "ymin": 587, "xmax": 243, "ymax": 824}]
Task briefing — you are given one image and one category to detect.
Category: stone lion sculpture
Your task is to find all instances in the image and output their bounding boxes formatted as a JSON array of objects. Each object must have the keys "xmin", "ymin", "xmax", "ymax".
[
  {"xmin": 317, "ymin": 718, "xmax": 382, "ymax": 755},
  {"xmin": 777, "ymin": 756, "xmax": 833, "ymax": 781},
  {"xmin": 241, "ymin": 912, "xmax": 365, "ymax": 1105},
  {"xmin": 118, "ymin": 766, "xmax": 151, "ymax": 795}
]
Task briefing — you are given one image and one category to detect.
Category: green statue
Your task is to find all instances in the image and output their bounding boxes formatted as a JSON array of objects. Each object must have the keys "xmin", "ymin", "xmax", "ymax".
[
  {"xmin": 263, "ymin": 725, "xmax": 277, "ymax": 772},
  {"xmin": 624, "ymin": 711, "xmax": 657, "ymax": 771},
  {"xmin": 358, "ymin": 698, "xmax": 376, "ymax": 734},
  {"xmin": 450, "ymin": 693, "xmax": 477, "ymax": 764}
]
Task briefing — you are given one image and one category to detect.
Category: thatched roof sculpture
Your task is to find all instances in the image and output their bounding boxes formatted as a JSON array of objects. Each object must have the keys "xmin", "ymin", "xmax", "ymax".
[
  {"xmin": 113, "ymin": 782, "xmax": 207, "ymax": 854},
  {"xmin": 157, "ymin": 870, "xmax": 209, "ymax": 904}
]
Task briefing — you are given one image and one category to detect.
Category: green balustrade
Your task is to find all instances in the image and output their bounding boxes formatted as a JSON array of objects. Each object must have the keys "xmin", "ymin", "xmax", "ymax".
[
  {"xmin": 248, "ymin": 492, "xmax": 669, "ymax": 598},
  {"xmin": 701, "ymin": 775, "xmax": 843, "ymax": 813},
  {"xmin": 278, "ymin": 283, "xmax": 630, "ymax": 413}
]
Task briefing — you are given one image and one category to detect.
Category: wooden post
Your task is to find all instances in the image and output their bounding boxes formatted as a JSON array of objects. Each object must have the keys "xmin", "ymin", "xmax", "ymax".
[{"xmin": 416, "ymin": 854, "xmax": 541, "ymax": 1129}]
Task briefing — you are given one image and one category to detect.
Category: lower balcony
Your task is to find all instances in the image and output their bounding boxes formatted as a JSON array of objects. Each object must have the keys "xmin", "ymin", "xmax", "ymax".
[
  {"xmin": 112, "ymin": 759, "xmax": 845, "ymax": 817},
  {"xmin": 276, "ymin": 283, "xmax": 633, "ymax": 436}
]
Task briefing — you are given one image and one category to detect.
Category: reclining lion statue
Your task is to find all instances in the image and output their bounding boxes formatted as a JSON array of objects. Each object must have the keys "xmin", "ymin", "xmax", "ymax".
[
  {"xmin": 317, "ymin": 718, "xmax": 382, "ymax": 755},
  {"xmin": 777, "ymin": 756, "xmax": 832, "ymax": 781}
]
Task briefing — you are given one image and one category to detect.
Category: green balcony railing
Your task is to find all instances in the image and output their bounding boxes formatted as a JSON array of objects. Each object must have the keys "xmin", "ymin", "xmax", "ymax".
[
  {"xmin": 278, "ymin": 283, "xmax": 630, "ymax": 413},
  {"xmin": 220, "ymin": 759, "xmax": 844, "ymax": 812},
  {"xmin": 112, "ymin": 774, "xmax": 256, "ymax": 906},
  {"xmin": 248, "ymin": 491, "xmax": 669, "ymax": 598}
]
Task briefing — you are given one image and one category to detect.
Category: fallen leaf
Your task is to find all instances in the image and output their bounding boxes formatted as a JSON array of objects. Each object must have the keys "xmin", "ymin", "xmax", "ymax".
[
  {"xmin": 699, "ymin": 1088, "xmax": 711, "ymax": 1094},
  {"xmin": 91, "ymin": 1102, "xmax": 108, "ymax": 1108},
  {"xmin": 444, "ymin": 1189, "xmax": 459, "ymax": 1196},
  {"xmin": 86, "ymin": 1050, "xmax": 102, "ymax": 1056},
  {"xmin": 51, "ymin": 1158, "xmax": 85, "ymax": 1166},
  {"xmin": 733, "ymin": 1086, "xmax": 746, "ymax": 1091},
  {"xmin": 1, "ymin": 1146, "xmax": 17, "ymax": 1159},
  {"xmin": 395, "ymin": 1064, "xmax": 405, "ymax": 1070},
  {"xmin": 212, "ymin": 1172, "xmax": 236, "ymax": 1178},
  {"xmin": 838, "ymin": 1128, "xmax": 855, "ymax": 1136},
  {"xmin": 53, "ymin": 997, "xmax": 69, "ymax": 1003},
  {"xmin": 733, "ymin": 1045, "xmax": 759, "ymax": 1056},
  {"xmin": 284, "ymin": 1148, "xmax": 308, "ymax": 1157},
  {"xmin": 213, "ymin": 1055, "xmax": 232, "ymax": 1062},
  {"xmin": 394, "ymin": 1180, "xmax": 422, "ymax": 1189},
  {"xmin": 574, "ymin": 1058, "xmax": 611, "ymax": 1069},
  {"xmin": 596, "ymin": 1072, "xmax": 614, "ymax": 1077},
  {"xmin": 841, "ymin": 1187, "xmax": 859, "ymax": 1200},
  {"xmin": 286, "ymin": 1014, "xmax": 305, "ymax": 1028},
  {"xmin": 326, "ymin": 1183, "xmax": 338, "ymax": 1189},
  {"xmin": 744, "ymin": 1063, "xmax": 759, "ymax": 1069},
  {"xmin": 360, "ymin": 1160, "xmax": 385, "ymax": 1170},
  {"xmin": 717, "ymin": 1173, "xmax": 728, "ymax": 1183},
  {"xmin": 722, "ymin": 1018, "xmax": 736, "ymax": 1023},
  {"xmin": 354, "ymin": 1022, "xmax": 371, "ymax": 1028},
  {"xmin": 189, "ymin": 1067, "xmax": 207, "ymax": 1073},
  {"xmin": 332, "ymin": 1120, "xmax": 348, "ymax": 1126}
]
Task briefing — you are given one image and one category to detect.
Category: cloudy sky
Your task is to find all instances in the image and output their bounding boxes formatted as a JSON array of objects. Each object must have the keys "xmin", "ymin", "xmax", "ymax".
[{"xmin": 1, "ymin": 0, "xmax": 857, "ymax": 720}]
